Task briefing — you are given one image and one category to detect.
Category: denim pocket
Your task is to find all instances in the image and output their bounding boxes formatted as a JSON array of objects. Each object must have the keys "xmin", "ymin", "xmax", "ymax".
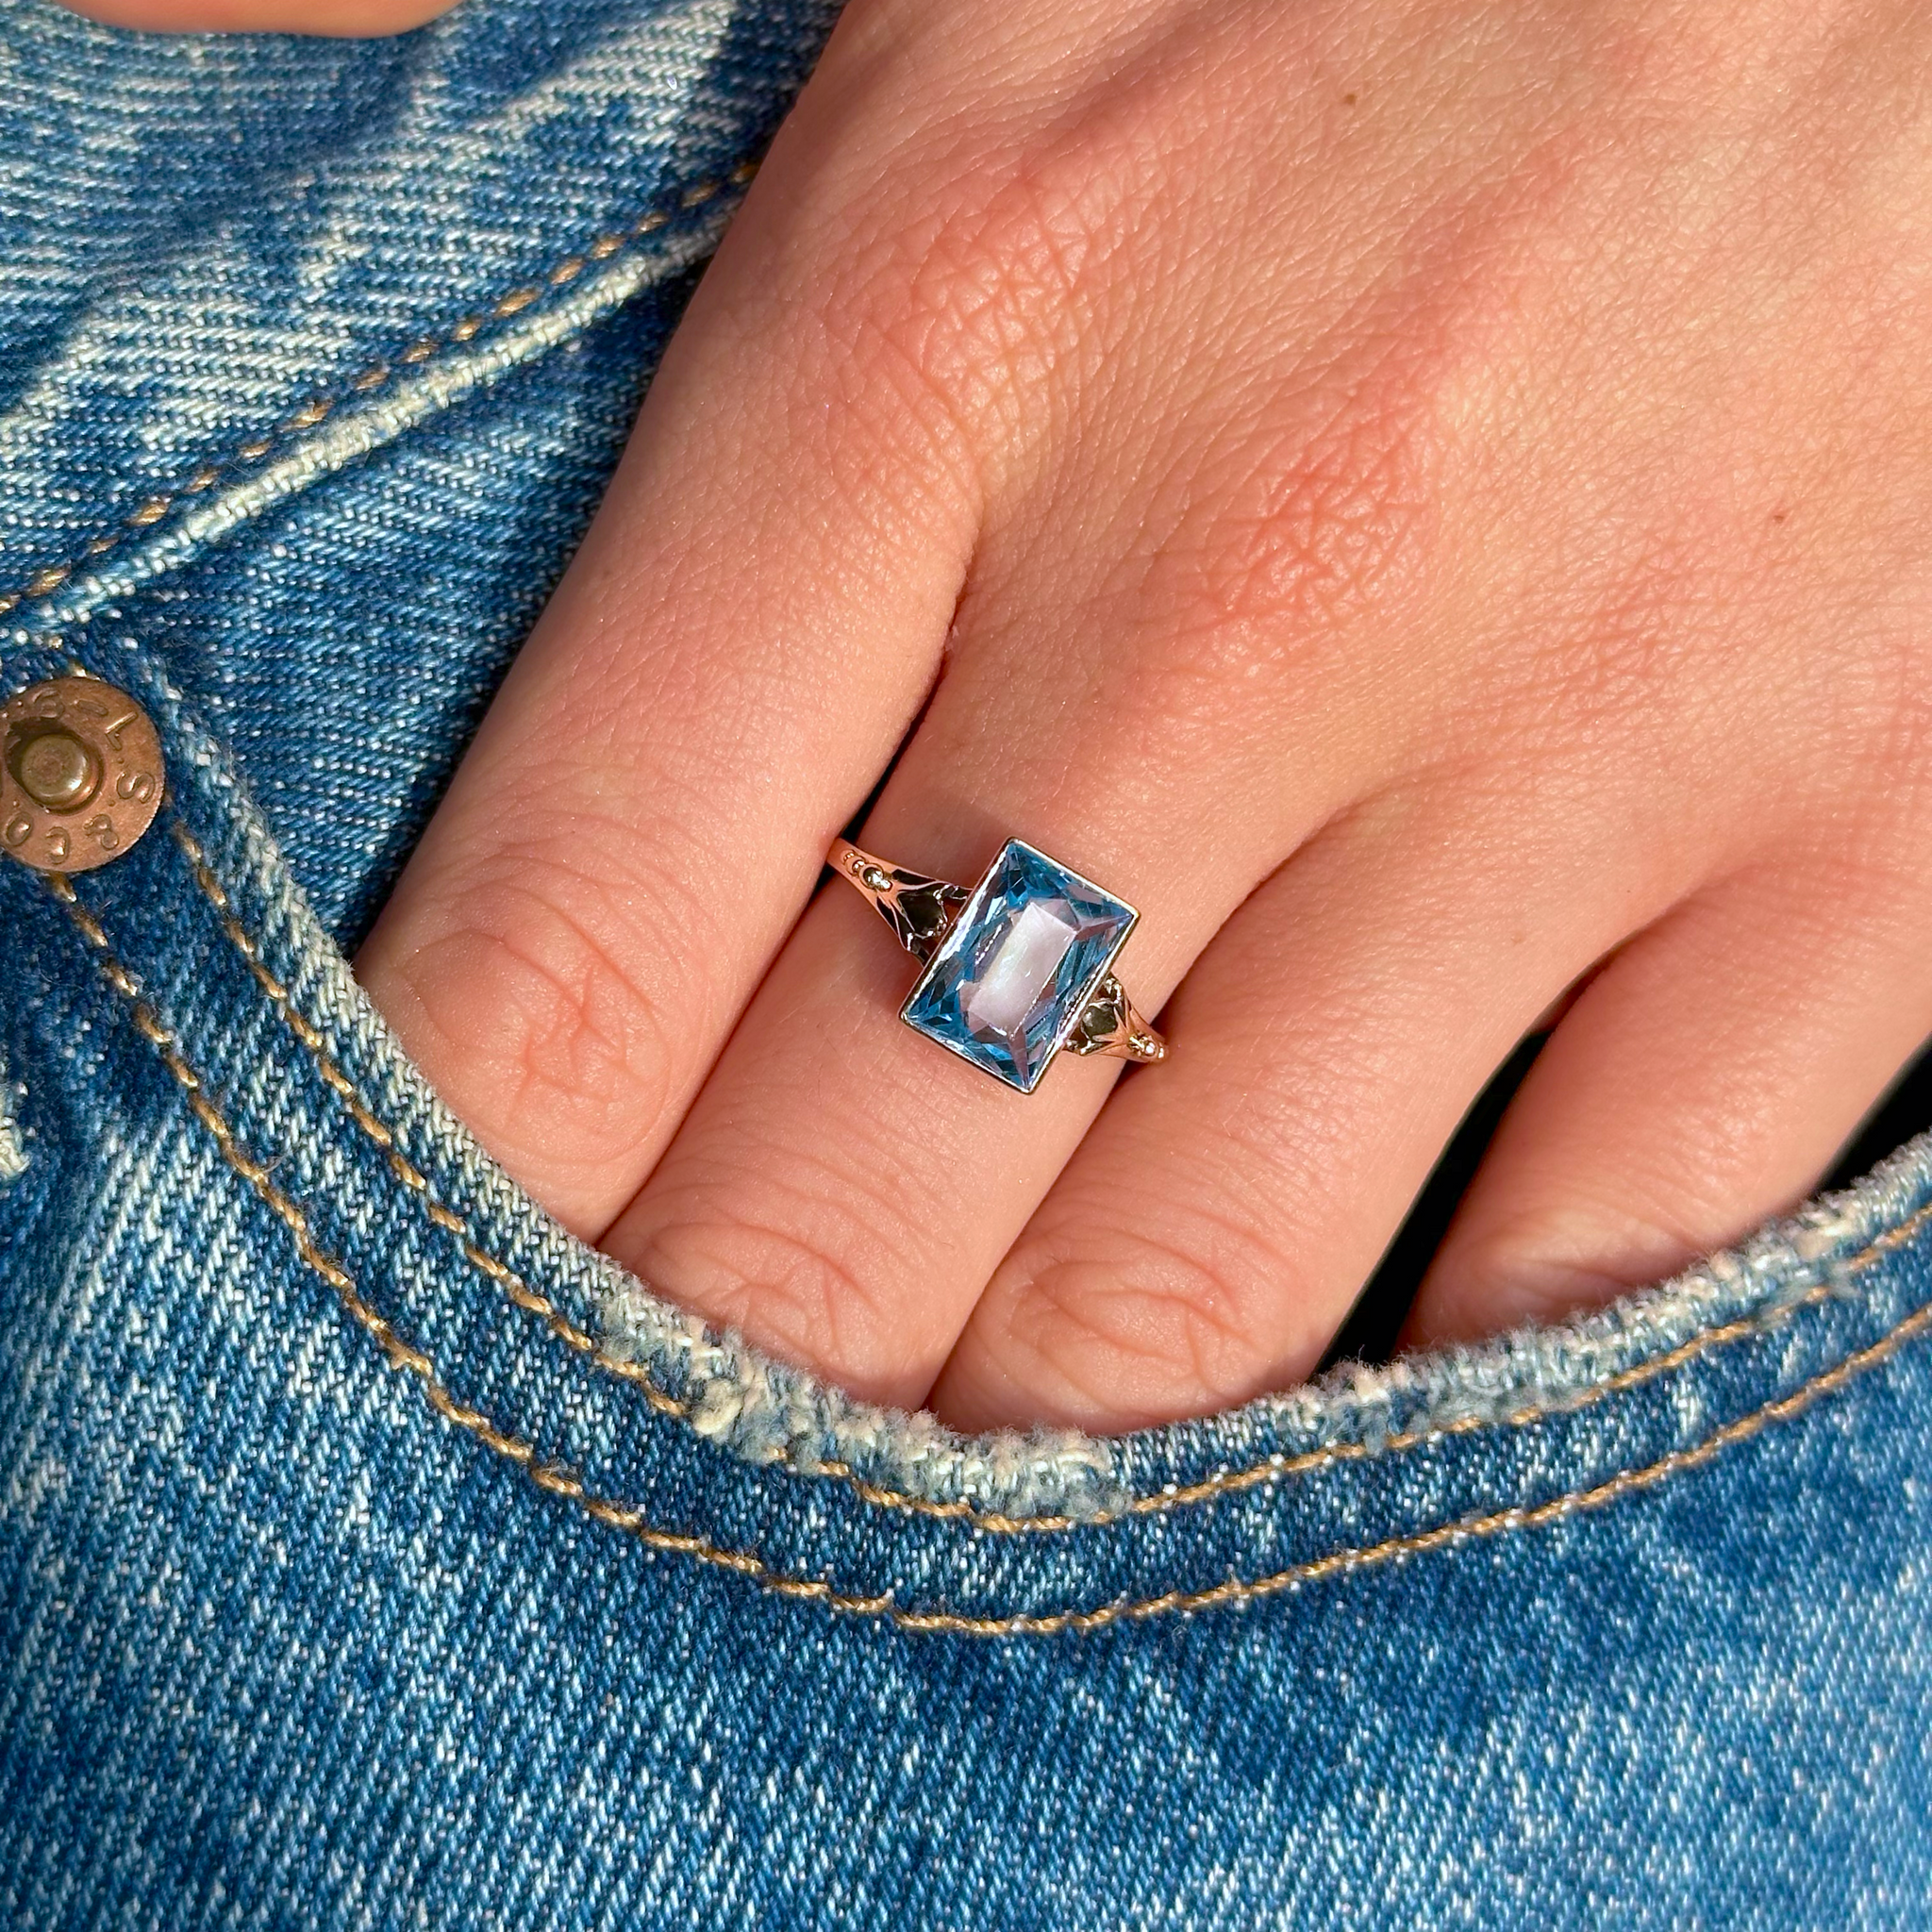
[
  {"xmin": 25, "ymin": 656, "xmax": 1932, "ymax": 1639},
  {"xmin": 11, "ymin": 644, "xmax": 1932, "ymax": 1929}
]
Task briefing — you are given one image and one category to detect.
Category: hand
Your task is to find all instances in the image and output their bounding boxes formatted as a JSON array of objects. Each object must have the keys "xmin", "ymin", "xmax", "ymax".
[{"xmin": 83, "ymin": 0, "xmax": 1932, "ymax": 1434}]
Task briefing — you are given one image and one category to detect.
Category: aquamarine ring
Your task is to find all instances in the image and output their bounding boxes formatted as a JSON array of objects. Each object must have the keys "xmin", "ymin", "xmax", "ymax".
[{"xmin": 828, "ymin": 835, "xmax": 1166, "ymax": 1093}]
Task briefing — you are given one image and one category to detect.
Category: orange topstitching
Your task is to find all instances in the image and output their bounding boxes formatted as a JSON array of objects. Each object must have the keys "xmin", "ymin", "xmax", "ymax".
[
  {"xmin": 42, "ymin": 868, "xmax": 1932, "ymax": 1635},
  {"xmin": 0, "ymin": 159, "xmax": 758, "ymax": 621},
  {"xmin": 172, "ymin": 821, "xmax": 1932, "ymax": 1530}
]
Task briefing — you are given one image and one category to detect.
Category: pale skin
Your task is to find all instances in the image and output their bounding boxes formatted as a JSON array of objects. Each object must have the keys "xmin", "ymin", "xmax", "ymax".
[{"xmin": 73, "ymin": 0, "xmax": 1932, "ymax": 1433}]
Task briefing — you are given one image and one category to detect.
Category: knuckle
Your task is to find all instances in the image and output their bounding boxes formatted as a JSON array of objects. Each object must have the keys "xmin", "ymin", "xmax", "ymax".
[
  {"xmin": 998, "ymin": 1221, "xmax": 1312, "ymax": 1425},
  {"xmin": 1197, "ymin": 395, "xmax": 1438, "ymax": 631},
  {"xmin": 1833, "ymin": 628, "xmax": 1932, "ymax": 811},
  {"xmin": 1523, "ymin": 532, "xmax": 1726, "ymax": 741},
  {"xmin": 386, "ymin": 860, "xmax": 687, "ymax": 1186},
  {"xmin": 818, "ymin": 140, "xmax": 1134, "ymax": 452},
  {"xmin": 632, "ymin": 1203, "xmax": 909, "ymax": 1398},
  {"xmin": 1119, "ymin": 348, "xmax": 1444, "ymax": 739}
]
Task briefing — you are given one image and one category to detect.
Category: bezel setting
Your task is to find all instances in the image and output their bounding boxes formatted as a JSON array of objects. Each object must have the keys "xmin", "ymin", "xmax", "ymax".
[{"xmin": 899, "ymin": 839, "xmax": 1139, "ymax": 1093}]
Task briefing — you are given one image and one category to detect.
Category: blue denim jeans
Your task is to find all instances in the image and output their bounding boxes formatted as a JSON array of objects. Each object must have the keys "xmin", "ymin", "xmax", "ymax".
[{"xmin": 4, "ymin": 1, "xmax": 1932, "ymax": 1924}]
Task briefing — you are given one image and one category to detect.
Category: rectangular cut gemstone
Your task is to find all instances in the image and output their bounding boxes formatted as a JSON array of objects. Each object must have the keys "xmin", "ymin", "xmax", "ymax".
[{"xmin": 902, "ymin": 840, "xmax": 1137, "ymax": 1092}]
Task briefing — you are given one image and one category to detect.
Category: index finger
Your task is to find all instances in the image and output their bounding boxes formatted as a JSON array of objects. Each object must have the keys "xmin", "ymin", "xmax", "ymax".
[{"xmin": 355, "ymin": 133, "xmax": 982, "ymax": 1236}]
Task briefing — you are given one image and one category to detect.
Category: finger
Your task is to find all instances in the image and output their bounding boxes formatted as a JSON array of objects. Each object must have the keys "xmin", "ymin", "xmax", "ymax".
[
  {"xmin": 588, "ymin": 75, "xmax": 1495, "ymax": 1408},
  {"xmin": 1406, "ymin": 857, "xmax": 1932, "ymax": 1346},
  {"xmin": 58, "ymin": 0, "xmax": 455, "ymax": 32},
  {"xmin": 593, "ymin": 616, "xmax": 1327, "ymax": 1409},
  {"xmin": 925, "ymin": 796, "xmax": 1633, "ymax": 1433},
  {"xmin": 355, "ymin": 150, "xmax": 981, "ymax": 1234}
]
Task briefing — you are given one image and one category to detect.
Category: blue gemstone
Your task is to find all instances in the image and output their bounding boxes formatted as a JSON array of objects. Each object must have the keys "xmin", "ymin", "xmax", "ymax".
[{"xmin": 902, "ymin": 840, "xmax": 1137, "ymax": 1092}]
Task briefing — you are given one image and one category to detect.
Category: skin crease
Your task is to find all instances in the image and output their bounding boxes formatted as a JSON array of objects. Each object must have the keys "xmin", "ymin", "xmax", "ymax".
[{"xmin": 81, "ymin": 0, "xmax": 1932, "ymax": 1432}]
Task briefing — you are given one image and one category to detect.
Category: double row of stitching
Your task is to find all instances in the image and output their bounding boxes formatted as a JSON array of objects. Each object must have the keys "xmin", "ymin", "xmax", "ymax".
[
  {"xmin": 173, "ymin": 822, "xmax": 1926, "ymax": 1532},
  {"xmin": 172, "ymin": 824, "xmax": 690, "ymax": 1423},
  {"xmin": 44, "ymin": 868, "xmax": 1932, "ymax": 1635},
  {"xmin": 0, "ymin": 158, "xmax": 759, "ymax": 622}
]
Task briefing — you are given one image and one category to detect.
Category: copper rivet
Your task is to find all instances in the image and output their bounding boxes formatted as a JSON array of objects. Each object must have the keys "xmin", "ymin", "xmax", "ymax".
[
  {"xmin": 0, "ymin": 677, "xmax": 164, "ymax": 874},
  {"xmin": 14, "ymin": 729, "xmax": 99, "ymax": 810}
]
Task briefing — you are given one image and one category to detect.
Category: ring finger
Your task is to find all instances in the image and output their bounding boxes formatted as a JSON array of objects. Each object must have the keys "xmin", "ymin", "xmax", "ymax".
[{"xmin": 595, "ymin": 584, "xmax": 1341, "ymax": 1408}]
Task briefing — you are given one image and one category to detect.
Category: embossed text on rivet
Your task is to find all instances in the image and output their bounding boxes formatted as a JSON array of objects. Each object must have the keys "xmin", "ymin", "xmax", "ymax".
[{"xmin": 0, "ymin": 677, "xmax": 164, "ymax": 874}]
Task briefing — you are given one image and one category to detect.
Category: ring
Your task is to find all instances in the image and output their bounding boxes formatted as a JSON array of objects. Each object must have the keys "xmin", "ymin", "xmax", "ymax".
[{"xmin": 828, "ymin": 834, "xmax": 1166, "ymax": 1093}]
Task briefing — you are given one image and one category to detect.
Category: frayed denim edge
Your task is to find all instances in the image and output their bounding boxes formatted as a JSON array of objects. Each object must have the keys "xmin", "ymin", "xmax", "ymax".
[
  {"xmin": 1243, "ymin": 1135, "xmax": 1932, "ymax": 1449},
  {"xmin": 601, "ymin": 1130, "xmax": 1932, "ymax": 1514}
]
